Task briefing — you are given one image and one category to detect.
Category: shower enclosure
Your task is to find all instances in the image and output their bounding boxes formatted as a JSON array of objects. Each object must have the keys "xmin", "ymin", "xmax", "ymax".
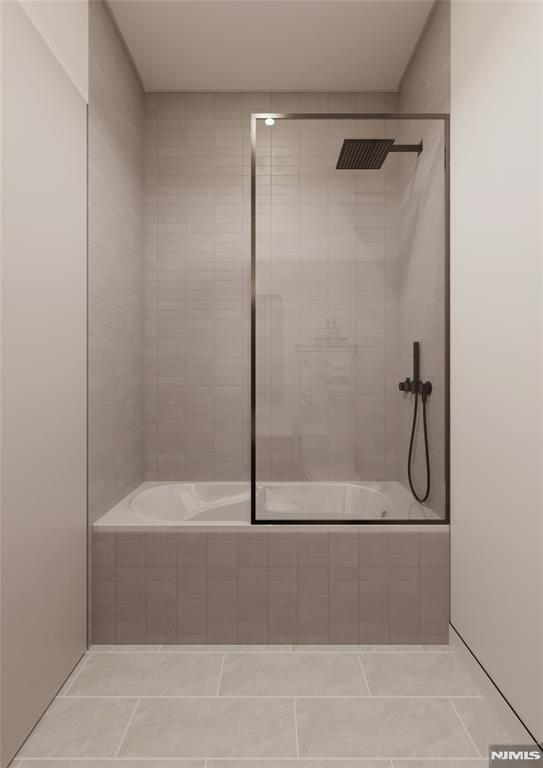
[
  {"xmin": 251, "ymin": 113, "xmax": 449, "ymax": 524},
  {"xmin": 91, "ymin": 106, "xmax": 451, "ymax": 645}
]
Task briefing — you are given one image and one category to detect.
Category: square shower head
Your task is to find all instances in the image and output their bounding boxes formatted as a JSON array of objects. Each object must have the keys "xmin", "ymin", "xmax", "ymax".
[{"xmin": 336, "ymin": 138, "xmax": 395, "ymax": 170}]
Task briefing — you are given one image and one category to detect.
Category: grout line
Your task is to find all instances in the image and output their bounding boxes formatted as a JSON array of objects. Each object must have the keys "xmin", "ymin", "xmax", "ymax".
[
  {"xmin": 357, "ymin": 652, "xmax": 372, "ymax": 695},
  {"xmin": 114, "ymin": 698, "xmax": 140, "ymax": 758},
  {"xmin": 86, "ymin": 643, "xmax": 453, "ymax": 656},
  {"xmin": 89, "ymin": 647, "xmax": 450, "ymax": 654},
  {"xmin": 448, "ymin": 696, "xmax": 483, "ymax": 758},
  {"xmin": 16, "ymin": 757, "xmax": 489, "ymax": 762},
  {"xmin": 293, "ymin": 698, "xmax": 300, "ymax": 757},
  {"xmin": 215, "ymin": 652, "xmax": 226, "ymax": 696},
  {"xmin": 59, "ymin": 654, "xmax": 91, "ymax": 696},
  {"xmin": 61, "ymin": 694, "xmax": 485, "ymax": 700}
]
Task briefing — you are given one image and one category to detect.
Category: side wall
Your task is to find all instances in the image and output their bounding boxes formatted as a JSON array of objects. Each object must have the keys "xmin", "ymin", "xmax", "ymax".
[
  {"xmin": 88, "ymin": 0, "xmax": 145, "ymax": 523},
  {"xmin": 450, "ymin": 0, "xmax": 542, "ymax": 740},
  {"xmin": 1, "ymin": 2, "xmax": 87, "ymax": 762},
  {"xmin": 399, "ymin": 0, "xmax": 451, "ymax": 115}
]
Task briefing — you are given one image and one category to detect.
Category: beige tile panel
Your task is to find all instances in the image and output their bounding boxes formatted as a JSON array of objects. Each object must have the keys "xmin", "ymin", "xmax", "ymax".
[
  {"xmin": 162, "ymin": 644, "xmax": 291, "ymax": 652},
  {"xmin": 360, "ymin": 652, "xmax": 480, "ymax": 696},
  {"xmin": 292, "ymin": 645, "xmax": 423, "ymax": 653},
  {"xmin": 296, "ymin": 697, "xmax": 479, "ymax": 758},
  {"xmin": 90, "ymin": 645, "xmax": 161, "ymax": 652},
  {"xmin": 219, "ymin": 652, "xmax": 369, "ymax": 696},
  {"xmin": 208, "ymin": 762, "xmax": 390, "ymax": 768},
  {"xmin": 450, "ymin": 697, "xmax": 514, "ymax": 756},
  {"xmin": 118, "ymin": 697, "xmax": 298, "ymax": 757},
  {"xmin": 393, "ymin": 762, "xmax": 486, "ymax": 768},
  {"xmin": 18, "ymin": 698, "xmax": 137, "ymax": 758},
  {"xmin": 19, "ymin": 763, "xmax": 204, "ymax": 768},
  {"xmin": 68, "ymin": 652, "xmax": 223, "ymax": 696}
]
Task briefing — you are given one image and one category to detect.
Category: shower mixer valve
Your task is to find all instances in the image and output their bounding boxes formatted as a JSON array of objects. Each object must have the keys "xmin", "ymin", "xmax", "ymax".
[
  {"xmin": 398, "ymin": 377, "xmax": 432, "ymax": 398},
  {"xmin": 398, "ymin": 341, "xmax": 432, "ymax": 400}
]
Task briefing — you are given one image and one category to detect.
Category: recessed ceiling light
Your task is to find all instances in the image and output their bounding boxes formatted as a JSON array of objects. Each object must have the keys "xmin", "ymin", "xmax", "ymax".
[{"xmin": 264, "ymin": 118, "xmax": 275, "ymax": 126}]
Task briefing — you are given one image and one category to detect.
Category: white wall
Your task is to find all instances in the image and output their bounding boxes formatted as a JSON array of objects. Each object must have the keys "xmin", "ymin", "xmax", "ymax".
[
  {"xmin": 451, "ymin": 0, "xmax": 542, "ymax": 740},
  {"xmin": 0, "ymin": 2, "xmax": 88, "ymax": 764},
  {"xmin": 19, "ymin": 0, "xmax": 89, "ymax": 101}
]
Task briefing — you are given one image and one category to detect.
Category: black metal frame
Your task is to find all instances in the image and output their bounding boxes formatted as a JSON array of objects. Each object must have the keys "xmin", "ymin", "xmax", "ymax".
[{"xmin": 250, "ymin": 113, "xmax": 450, "ymax": 526}]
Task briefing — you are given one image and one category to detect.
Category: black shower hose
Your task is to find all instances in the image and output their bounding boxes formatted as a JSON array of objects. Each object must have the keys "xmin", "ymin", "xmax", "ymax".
[{"xmin": 407, "ymin": 387, "xmax": 431, "ymax": 503}]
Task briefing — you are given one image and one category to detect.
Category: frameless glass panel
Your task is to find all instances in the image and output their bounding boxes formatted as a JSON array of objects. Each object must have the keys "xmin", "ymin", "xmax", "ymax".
[{"xmin": 253, "ymin": 116, "xmax": 447, "ymax": 523}]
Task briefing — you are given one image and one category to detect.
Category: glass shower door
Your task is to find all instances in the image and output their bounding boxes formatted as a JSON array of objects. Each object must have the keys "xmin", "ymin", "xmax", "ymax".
[{"xmin": 252, "ymin": 114, "xmax": 447, "ymax": 523}]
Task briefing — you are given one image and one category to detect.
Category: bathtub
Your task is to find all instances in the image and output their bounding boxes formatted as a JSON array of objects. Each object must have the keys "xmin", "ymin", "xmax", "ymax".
[
  {"xmin": 94, "ymin": 480, "xmax": 440, "ymax": 528},
  {"xmin": 91, "ymin": 480, "xmax": 447, "ymax": 645}
]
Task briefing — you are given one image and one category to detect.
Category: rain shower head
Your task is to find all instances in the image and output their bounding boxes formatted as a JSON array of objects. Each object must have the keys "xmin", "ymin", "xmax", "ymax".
[{"xmin": 336, "ymin": 138, "xmax": 423, "ymax": 170}]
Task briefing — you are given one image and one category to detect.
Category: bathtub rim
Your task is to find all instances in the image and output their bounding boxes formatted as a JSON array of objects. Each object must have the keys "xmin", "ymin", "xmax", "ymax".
[{"xmin": 93, "ymin": 480, "xmax": 447, "ymax": 532}]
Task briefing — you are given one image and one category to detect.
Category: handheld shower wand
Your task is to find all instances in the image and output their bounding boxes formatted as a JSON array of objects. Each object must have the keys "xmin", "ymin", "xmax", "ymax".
[{"xmin": 398, "ymin": 342, "xmax": 432, "ymax": 503}]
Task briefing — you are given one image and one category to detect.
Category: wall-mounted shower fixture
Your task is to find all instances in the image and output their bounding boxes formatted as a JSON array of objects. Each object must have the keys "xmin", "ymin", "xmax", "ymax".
[
  {"xmin": 336, "ymin": 138, "xmax": 423, "ymax": 169},
  {"xmin": 399, "ymin": 341, "xmax": 432, "ymax": 503}
]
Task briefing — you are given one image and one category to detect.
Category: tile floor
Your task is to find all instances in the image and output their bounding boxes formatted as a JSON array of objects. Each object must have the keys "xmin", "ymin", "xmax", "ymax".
[{"xmin": 12, "ymin": 644, "xmax": 512, "ymax": 767}]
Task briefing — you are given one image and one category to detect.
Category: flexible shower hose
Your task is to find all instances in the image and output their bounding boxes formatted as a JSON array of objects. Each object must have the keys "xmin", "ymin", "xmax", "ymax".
[{"xmin": 407, "ymin": 387, "xmax": 431, "ymax": 503}]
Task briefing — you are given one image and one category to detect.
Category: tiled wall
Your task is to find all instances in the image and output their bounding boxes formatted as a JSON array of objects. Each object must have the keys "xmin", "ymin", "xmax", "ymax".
[
  {"xmin": 92, "ymin": 528, "xmax": 449, "ymax": 645},
  {"xmin": 143, "ymin": 92, "xmax": 397, "ymax": 482},
  {"xmin": 395, "ymin": 0, "xmax": 451, "ymax": 516},
  {"xmin": 91, "ymin": 11, "xmax": 450, "ymax": 509},
  {"xmin": 88, "ymin": 1, "xmax": 145, "ymax": 522}
]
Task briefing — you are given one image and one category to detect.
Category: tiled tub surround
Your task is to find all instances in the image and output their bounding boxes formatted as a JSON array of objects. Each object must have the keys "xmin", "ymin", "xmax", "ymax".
[
  {"xmin": 15, "ymin": 643, "xmax": 511, "ymax": 762},
  {"xmin": 91, "ymin": 527, "xmax": 449, "ymax": 645},
  {"xmin": 88, "ymin": 1, "xmax": 145, "ymax": 524}
]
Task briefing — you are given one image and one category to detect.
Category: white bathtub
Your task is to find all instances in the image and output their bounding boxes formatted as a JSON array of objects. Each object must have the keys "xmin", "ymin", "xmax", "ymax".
[{"xmin": 94, "ymin": 480, "xmax": 440, "ymax": 528}]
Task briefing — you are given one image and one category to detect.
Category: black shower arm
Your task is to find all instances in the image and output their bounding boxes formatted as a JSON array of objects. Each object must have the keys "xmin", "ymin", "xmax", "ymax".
[{"xmin": 389, "ymin": 141, "xmax": 423, "ymax": 156}]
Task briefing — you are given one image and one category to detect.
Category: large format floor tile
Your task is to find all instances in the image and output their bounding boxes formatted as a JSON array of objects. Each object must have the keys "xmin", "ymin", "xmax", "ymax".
[
  {"xmin": 161, "ymin": 645, "xmax": 291, "ymax": 653},
  {"xmin": 207, "ymin": 762, "xmax": 391, "ymax": 767},
  {"xmin": 18, "ymin": 698, "xmax": 137, "ymax": 758},
  {"xmin": 393, "ymin": 762, "xmax": 487, "ymax": 768},
  {"xmin": 450, "ymin": 697, "xmax": 513, "ymax": 755},
  {"xmin": 360, "ymin": 652, "xmax": 480, "ymax": 696},
  {"xmin": 14, "ymin": 644, "xmax": 516, "ymax": 764},
  {"xmin": 67, "ymin": 652, "xmax": 223, "ymax": 696},
  {"xmin": 19, "ymin": 762, "xmax": 204, "ymax": 768},
  {"xmin": 421, "ymin": 645, "xmax": 454, "ymax": 653},
  {"xmin": 90, "ymin": 646, "xmax": 162, "ymax": 653},
  {"xmin": 118, "ymin": 697, "xmax": 298, "ymax": 758},
  {"xmin": 292, "ymin": 644, "xmax": 422, "ymax": 653},
  {"xmin": 219, "ymin": 652, "xmax": 369, "ymax": 696},
  {"xmin": 296, "ymin": 697, "xmax": 480, "ymax": 758},
  {"xmin": 291, "ymin": 645, "xmax": 424, "ymax": 653}
]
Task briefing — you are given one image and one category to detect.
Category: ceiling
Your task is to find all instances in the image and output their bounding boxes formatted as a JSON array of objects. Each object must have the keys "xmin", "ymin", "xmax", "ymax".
[{"xmin": 108, "ymin": 0, "xmax": 434, "ymax": 92}]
